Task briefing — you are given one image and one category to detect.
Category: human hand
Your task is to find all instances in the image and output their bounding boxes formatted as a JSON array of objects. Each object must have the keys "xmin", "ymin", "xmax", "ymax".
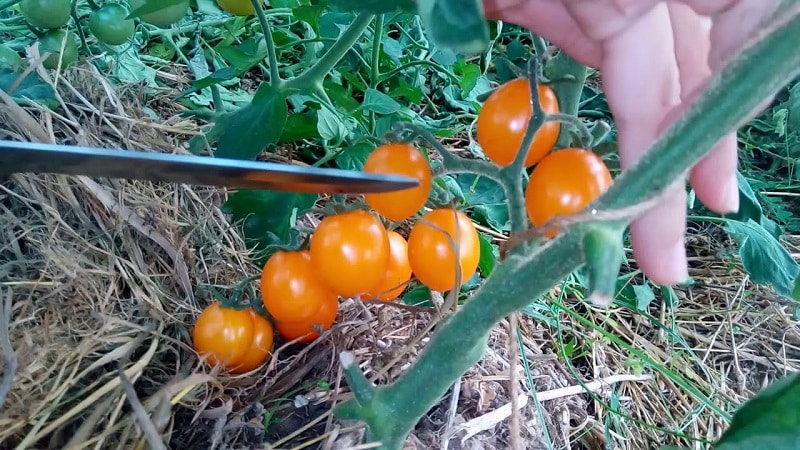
[{"xmin": 482, "ymin": 0, "xmax": 778, "ymax": 285}]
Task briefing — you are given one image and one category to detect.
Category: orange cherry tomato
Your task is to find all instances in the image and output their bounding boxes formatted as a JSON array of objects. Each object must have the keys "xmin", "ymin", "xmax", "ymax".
[
  {"xmin": 192, "ymin": 302, "xmax": 274, "ymax": 373},
  {"xmin": 309, "ymin": 209, "xmax": 391, "ymax": 297},
  {"xmin": 407, "ymin": 208, "xmax": 481, "ymax": 292},
  {"xmin": 525, "ymin": 148, "xmax": 613, "ymax": 237},
  {"xmin": 275, "ymin": 294, "xmax": 339, "ymax": 344},
  {"xmin": 362, "ymin": 230, "xmax": 412, "ymax": 301},
  {"xmin": 363, "ymin": 143, "xmax": 433, "ymax": 222},
  {"xmin": 476, "ymin": 78, "xmax": 560, "ymax": 167},
  {"xmin": 260, "ymin": 250, "xmax": 335, "ymax": 323},
  {"xmin": 229, "ymin": 310, "xmax": 274, "ymax": 374}
]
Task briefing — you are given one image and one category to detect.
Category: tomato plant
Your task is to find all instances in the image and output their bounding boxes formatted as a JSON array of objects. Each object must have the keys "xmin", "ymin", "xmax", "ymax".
[
  {"xmin": 362, "ymin": 230, "xmax": 412, "ymax": 301},
  {"xmin": 260, "ymin": 250, "xmax": 336, "ymax": 323},
  {"xmin": 309, "ymin": 209, "xmax": 391, "ymax": 297},
  {"xmin": 89, "ymin": 4, "xmax": 136, "ymax": 46},
  {"xmin": 476, "ymin": 78, "xmax": 560, "ymax": 167},
  {"xmin": 37, "ymin": 29, "xmax": 79, "ymax": 70},
  {"xmin": 216, "ymin": 0, "xmax": 264, "ymax": 16},
  {"xmin": 192, "ymin": 302, "xmax": 274, "ymax": 374},
  {"xmin": 275, "ymin": 293, "xmax": 339, "ymax": 344},
  {"xmin": 19, "ymin": 0, "xmax": 71, "ymax": 30},
  {"xmin": 524, "ymin": 148, "xmax": 613, "ymax": 237},
  {"xmin": 407, "ymin": 208, "xmax": 481, "ymax": 292},
  {"xmin": 363, "ymin": 143, "xmax": 433, "ymax": 222},
  {"xmin": 130, "ymin": 0, "xmax": 189, "ymax": 27}
]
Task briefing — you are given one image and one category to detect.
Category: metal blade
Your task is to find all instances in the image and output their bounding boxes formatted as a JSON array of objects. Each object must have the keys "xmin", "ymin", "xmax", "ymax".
[{"xmin": 0, "ymin": 140, "xmax": 419, "ymax": 194}]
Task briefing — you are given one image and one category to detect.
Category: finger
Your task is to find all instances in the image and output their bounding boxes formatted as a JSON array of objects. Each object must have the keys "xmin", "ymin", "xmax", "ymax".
[
  {"xmin": 666, "ymin": 3, "xmax": 740, "ymax": 214},
  {"xmin": 599, "ymin": 3, "xmax": 690, "ymax": 284},
  {"xmin": 482, "ymin": 0, "xmax": 604, "ymax": 67},
  {"xmin": 705, "ymin": 0, "xmax": 778, "ymax": 70}
]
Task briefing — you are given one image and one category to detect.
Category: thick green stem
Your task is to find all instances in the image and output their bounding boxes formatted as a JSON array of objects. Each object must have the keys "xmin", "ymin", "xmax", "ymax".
[
  {"xmin": 285, "ymin": 13, "xmax": 374, "ymax": 92},
  {"xmin": 335, "ymin": 6, "xmax": 800, "ymax": 450},
  {"xmin": 252, "ymin": 0, "xmax": 280, "ymax": 84}
]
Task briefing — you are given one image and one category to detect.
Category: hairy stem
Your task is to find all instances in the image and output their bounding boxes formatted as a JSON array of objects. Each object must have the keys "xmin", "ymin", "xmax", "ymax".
[{"xmin": 545, "ymin": 51, "xmax": 588, "ymax": 148}]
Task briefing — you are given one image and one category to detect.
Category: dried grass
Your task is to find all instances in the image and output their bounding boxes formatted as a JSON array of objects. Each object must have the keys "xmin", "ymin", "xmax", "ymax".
[{"xmin": 0, "ymin": 62, "xmax": 797, "ymax": 450}]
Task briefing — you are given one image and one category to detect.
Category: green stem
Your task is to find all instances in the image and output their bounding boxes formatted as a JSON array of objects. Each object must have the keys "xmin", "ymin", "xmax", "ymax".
[
  {"xmin": 368, "ymin": 14, "xmax": 384, "ymax": 133},
  {"xmin": 252, "ymin": 0, "xmax": 280, "ymax": 84},
  {"xmin": 285, "ymin": 13, "xmax": 374, "ymax": 92}
]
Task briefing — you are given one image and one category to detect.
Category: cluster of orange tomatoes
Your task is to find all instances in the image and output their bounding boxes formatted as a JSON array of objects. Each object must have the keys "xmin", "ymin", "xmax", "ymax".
[{"xmin": 190, "ymin": 77, "xmax": 613, "ymax": 375}]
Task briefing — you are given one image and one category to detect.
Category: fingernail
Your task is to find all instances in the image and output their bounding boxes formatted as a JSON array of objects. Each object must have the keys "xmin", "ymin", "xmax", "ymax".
[
  {"xmin": 662, "ymin": 239, "xmax": 690, "ymax": 285},
  {"xmin": 721, "ymin": 177, "xmax": 740, "ymax": 214}
]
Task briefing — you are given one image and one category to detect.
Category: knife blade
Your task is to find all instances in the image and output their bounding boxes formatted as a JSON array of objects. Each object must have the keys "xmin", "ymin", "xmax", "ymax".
[{"xmin": 0, "ymin": 140, "xmax": 419, "ymax": 194}]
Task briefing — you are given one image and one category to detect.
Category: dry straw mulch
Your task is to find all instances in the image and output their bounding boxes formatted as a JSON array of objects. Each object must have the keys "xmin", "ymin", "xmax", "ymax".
[{"xmin": 1, "ymin": 62, "xmax": 799, "ymax": 450}]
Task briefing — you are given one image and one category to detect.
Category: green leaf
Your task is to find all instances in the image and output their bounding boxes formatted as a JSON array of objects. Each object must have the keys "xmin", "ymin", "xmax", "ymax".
[
  {"xmin": 726, "ymin": 171, "xmax": 782, "ymax": 238},
  {"xmin": 786, "ymin": 82, "xmax": 800, "ymax": 132},
  {"xmin": 716, "ymin": 372, "xmax": 800, "ymax": 449},
  {"xmin": 222, "ymin": 190, "xmax": 318, "ymax": 261},
  {"xmin": 724, "ymin": 219, "xmax": 800, "ymax": 300},
  {"xmin": 335, "ymin": 142, "xmax": 373, "ymax": 171},
  {"xmin": 0, "ymin": 68, "xmax": 58, "ymax": 109},
  {"xmin": 0, "ymin": 45, "xmax": 23, "ymax": 72},
  {"xmin": 477, "ymin": 233, "xmax": 497, "ymax": 277},
  {"xmin": 215, "ymin": 37, "xmax": 269, "ymax": 73},
  {"xmin": 293, "ymin": 4, "xmax": 324, "ymax": 31},
  {"xmin": 417, "ymin": 0, "xmax": 489, "ymax": 55},
  {"xmin": 453, "ymin": 174, "xmax": 510, "ymax": 232},
  {"xmin": 327, "ymin": 0, "xmax": 415, "ymax": 14},
  {"xmin": 189, "ymin": 67, "xmax": 238, "ymax": 90},
  {"xmin": 279, "ymin": 111, "xmax": 321, "ymax": 144},
  {"xmin": 633, "ymin": 284, "xmax": 656, "ymax": 311},
  {"xmin": 215, "ymin": 82, "xmax": 288, "ymax": 160},
  {"xmin": 402, "ymin": 284, "xmax": 434, "ymax": 308},
  {"xmin": 360, "ymin": 88, "xmax": 403, "ymax": 115}
]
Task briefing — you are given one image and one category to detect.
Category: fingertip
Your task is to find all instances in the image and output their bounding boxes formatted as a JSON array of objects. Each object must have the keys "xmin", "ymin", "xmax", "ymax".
[
  {"xmin": 689, "ymin": 133, "xmax": 740, "ymax": 214},
  {"xmin": 629, "ymin": 186, "xmax": 691, "ymax": 286}
]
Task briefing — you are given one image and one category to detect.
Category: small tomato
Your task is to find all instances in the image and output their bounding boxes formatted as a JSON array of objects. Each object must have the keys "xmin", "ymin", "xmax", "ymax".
[
  {"xmin": 524, "ymin": 148, "xmax": 613, "ymax": 237},
  {"xmin": 363, "ymin": 143, "xmax": 432, "ymax": 222},
  {"xmin": 407, "ymin": 208, "xmax": 481, "ymax": 292},
  {"xmin": 476, "ymin": 78, "xmax": 560, "ymax": 167},
  {"xmin": 309, "ymin": 209, "xmax": 391, "ymax": 297}
]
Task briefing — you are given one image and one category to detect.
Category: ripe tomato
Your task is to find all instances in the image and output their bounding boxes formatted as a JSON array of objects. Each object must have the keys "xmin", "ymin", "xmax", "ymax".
[
  {"xmin": 407, "ymin": 208, "xmax": 481, "ymax": 292},
  {"xmin": 260, "ymin": 250, "xmax": 335, "ymax": 323},
  {"xmin": 230, "ymin": 310, "xmax": 274, "ymax": 374},
  {"xmin": 216, "ymin": 0, "xmax": 264, "ymax": 16},
  {"xmin": 476, "ymin": 78, "xmax": 560, "ymax": 167},
  {"xmin": 37, "ymin": 30, "xmax": 79, "ymax": 70},
  {"xmin": 275, "ymin": 294, "xmax": 338, "ymax": 344},
  {"xmin": 525, "ymin": 148, "xmax": 613, "ymax": 237},
  {"xmin": 363, "ymin": 143, "xmax": 432, "ymax": 222},
  {"xmin": 309, "ymin": 210, "xmax": 391, "ymax": 297},
  {"xmin": 89, "ymin": 4, "xmax": 136, "ymax": 46},
  {"xmin": 130, "ymin": 0, "xmax": 189, "ymax": 27},
  {"xmin": 192, "ymin": 302, "xmax": 274, "ymax": 373},
  {"xmin": 19, "ymin": 0, "xmax": 71, "ymax": 30},
  {"xmin": 362, "ymin": 230, "xmax": 412, "ymax": 301}
]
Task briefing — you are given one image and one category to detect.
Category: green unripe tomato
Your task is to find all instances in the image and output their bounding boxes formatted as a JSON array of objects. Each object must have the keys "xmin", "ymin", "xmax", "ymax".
[
  {"xmin": 38, "ymin": 29, "xmax": 79, "ymax": 70},
  {"xmin": 89, "ymin": 4, "xmax": 135, "ymax": 45},
  {"xmin": 19, "ymin": 0, "xmax": 72, "ymax": 30},
  {"xmin": 129, "ymin": 0, "xmax": 190, "ymax": 27}
]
